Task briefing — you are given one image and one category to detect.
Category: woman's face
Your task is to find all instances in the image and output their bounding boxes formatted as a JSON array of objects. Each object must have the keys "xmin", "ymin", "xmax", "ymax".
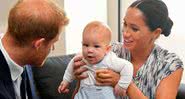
[{"xmin": 123, "ymin": 7, "xmax": 157, "ymax": 53}]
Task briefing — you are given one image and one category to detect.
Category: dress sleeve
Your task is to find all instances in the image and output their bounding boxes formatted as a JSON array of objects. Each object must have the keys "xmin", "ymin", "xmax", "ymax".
[
  {"xmin": 111, "ymin": 42, "xmax": 131, "ymax": 61},
  {"xmin": 111, "ymin": 42, "xmax": 123, "ymax": 55},
  {"xmin": 160, "ymin": 53, "xmax": 184, "ymax": 80}
]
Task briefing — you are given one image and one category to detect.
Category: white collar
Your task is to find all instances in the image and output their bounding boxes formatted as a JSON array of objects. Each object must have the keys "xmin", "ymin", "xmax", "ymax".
[{"xmin": 0, "ymin": 36, "xmax": 23, "ymax": 81}]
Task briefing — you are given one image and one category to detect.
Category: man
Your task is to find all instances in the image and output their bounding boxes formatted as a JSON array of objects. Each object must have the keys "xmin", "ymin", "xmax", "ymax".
[{"xmin": 0, "ymin": 0, "xmax": 69, "ymax": 99}]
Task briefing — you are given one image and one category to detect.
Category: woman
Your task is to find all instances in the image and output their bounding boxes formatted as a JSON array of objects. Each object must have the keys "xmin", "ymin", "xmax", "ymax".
[{"xmin": 73, "ymin": 0, "xmax": 184, "ymax": 99}]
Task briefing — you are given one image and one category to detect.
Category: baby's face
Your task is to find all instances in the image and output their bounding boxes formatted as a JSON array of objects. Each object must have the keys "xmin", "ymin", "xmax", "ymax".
[{"xmin": 82, "ymin": 31, "xmax": 110, "ymax": 64}]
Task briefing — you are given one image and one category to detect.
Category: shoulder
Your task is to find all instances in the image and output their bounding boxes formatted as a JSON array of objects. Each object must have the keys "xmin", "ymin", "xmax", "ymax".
[
  {"xmin": 154, "ymin": 45, "xmax": 183, "ymax": 69},
  {"xmin": 150, "ymin": 45, "xmax": 184, "ymax": 82},
  {"xmin": 111, "ymin": 42, "xmax": 130, "ymax": 59}
]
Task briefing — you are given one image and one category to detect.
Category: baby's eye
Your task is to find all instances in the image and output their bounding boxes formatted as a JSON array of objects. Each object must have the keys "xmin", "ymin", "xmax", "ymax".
[
  {"xmin": 94, "ymin": 45, "xmax": 100, "ymax": 48},
  {"xmin": 83, "ymin": 44, "xmax": 88, "ymax": 47}
]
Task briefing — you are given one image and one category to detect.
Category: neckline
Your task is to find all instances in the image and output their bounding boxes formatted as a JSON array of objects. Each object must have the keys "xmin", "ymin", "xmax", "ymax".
[{"xmin": 132, "ymin": 44, "xmax": 157, "ymax": 79}]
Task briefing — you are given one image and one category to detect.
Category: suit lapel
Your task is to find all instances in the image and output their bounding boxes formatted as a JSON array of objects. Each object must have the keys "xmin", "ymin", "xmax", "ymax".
[
  {"xmin": 0, "ymin": 50, "xmax": 40, "ymax": 99},
  {"xmin": 0, "ymin": 50, "xmax": 16, "ymax": 99}
]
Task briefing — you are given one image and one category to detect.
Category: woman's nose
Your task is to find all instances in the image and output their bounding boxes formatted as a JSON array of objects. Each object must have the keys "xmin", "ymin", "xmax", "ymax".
[{"xmin": 123, "ymin": 28, "xmax": 131, "ymax": 37}]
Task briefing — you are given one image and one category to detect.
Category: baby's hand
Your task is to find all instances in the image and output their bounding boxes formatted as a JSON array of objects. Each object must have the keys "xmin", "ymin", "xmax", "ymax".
[
  {"xmin": 114, "ymin": 84, "xmax": 127, "ymax": 96},
  {"xmin": 58, "ymin": 80, "xmax": 70, "ymax": 94}
]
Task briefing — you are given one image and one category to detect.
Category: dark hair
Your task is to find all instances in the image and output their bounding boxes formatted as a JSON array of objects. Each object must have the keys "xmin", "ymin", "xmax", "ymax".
[
  {"xmin": 8, "ymin": 0, "xmax": 69, "ymax": 46},
  {"xmin": 129, "ymin": 0, "xmax": 173, "ymax": 37}
]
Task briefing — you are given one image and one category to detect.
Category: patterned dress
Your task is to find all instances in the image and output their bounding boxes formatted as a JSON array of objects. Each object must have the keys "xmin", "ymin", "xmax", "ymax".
[{"xmin": 111, "ymin": 42, "xmax": 184, "ymax": 99}]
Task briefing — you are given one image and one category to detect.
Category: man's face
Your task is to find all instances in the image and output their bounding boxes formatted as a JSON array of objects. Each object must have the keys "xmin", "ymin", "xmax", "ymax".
[{"xmin": 32, "ymin": 34, "xmax": 59, "ymax": 66}]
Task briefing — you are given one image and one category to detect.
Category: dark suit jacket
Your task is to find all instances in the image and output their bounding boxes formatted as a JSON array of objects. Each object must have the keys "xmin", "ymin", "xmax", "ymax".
[{"xmin": 0, "ymin": 50, "xmax": 40, "ymax": 99}]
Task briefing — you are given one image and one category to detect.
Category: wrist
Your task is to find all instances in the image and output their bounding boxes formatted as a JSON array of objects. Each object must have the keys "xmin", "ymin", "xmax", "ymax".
[
  {"xmin": 126, "ymin": 81, "xmax": 148, "ymax": 99},
  {"xmin": 126, "ymin": 81, "xmax": 134, "ymax": 95}
]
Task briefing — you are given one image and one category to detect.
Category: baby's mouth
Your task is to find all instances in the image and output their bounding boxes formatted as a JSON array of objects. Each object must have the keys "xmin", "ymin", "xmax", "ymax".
[{"xmin": 88, "ymin": 56, "xmax": 93, "ymax": 58}]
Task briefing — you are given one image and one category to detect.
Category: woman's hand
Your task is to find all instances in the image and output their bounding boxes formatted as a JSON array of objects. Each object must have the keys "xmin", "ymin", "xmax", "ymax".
[
  {"xmin": 95, "ymin": 69, "xmax": 120, "ymax": 87},
  {"xmin": 73, "ymin": 54, "xmax": 88, "ymax": 80}
]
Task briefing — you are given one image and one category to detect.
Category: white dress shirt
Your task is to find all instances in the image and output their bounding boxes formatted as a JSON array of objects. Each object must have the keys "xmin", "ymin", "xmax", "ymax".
[{"xmin": 0, "ymin": 35, "xmax": 24, "ymax": 99}]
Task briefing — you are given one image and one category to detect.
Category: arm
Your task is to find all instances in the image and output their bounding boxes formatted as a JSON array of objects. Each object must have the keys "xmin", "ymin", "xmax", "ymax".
[
  {"xmin": 58, "ymin": 58, "xmax": 75, "ymax": 93},
  {"xmin": 126, "ymin": 82, "xmax": 148, "ymax": 99},
  {"xmin": 155, "ymin": 68, "xmax": 183, "ymax": 99},
  {"xmin": 95, "ymin": 52, "xmax": 132, "ymax": 87},
  {"xmin": 127, "ymin": 68, "xmax": 183, "ymax": 99},
  {"xmin": 154, "ymin": 54, "xmax": 183, "ymax": 99},
  {"xmin": 109, "ymin": 56, "xmax": 134, "ymax": 96},
  {"xmin": 96, "ymin": 68, "xmax": 183, "ymax": 99},
  {"xmin": 58, "ymin": 54, "xmax": 86, "ymax": 94},
  {"xmin": 114, "ymin": 59, "xmax": 133, "ymax": 90},
  {"xmin": 63, "ymin": 58, "xmax": 75, "ymax": 82},
  {"xmin": 71, "ymin": 54, "xmax": 88, "ymax": 97}
]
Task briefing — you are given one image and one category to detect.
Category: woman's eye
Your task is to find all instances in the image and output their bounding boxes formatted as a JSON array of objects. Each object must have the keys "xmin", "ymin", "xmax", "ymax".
[{"xmin": 132, "ymin": 27, "xmax": 139, "ymax": 32}]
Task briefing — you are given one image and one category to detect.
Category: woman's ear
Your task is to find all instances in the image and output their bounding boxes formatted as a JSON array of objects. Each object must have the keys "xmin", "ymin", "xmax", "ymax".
[
  {"xmin": 32, "ymin": 38, "xmax": 45, "ymax": 50},
  {"xmin": 153, "ymin": 28, "xmax": 162, "ymax": 39}
]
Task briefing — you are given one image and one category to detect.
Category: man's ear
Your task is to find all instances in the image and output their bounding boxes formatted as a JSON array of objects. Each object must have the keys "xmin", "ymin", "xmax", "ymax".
[{"xmin": 32, "ymin": 38, "xmax": 45, "ymax": 50}]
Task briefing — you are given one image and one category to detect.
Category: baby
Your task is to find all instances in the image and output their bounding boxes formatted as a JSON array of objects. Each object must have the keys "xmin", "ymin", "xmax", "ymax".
[{"xmin": 58, "ymin": 21, "xmax": 133, "ymax": 99}]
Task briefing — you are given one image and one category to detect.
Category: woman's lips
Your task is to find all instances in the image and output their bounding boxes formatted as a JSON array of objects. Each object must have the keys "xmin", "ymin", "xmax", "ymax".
[{"xmin": 124, "ymin": 39, "xmax": 133, "ymax": 46}]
